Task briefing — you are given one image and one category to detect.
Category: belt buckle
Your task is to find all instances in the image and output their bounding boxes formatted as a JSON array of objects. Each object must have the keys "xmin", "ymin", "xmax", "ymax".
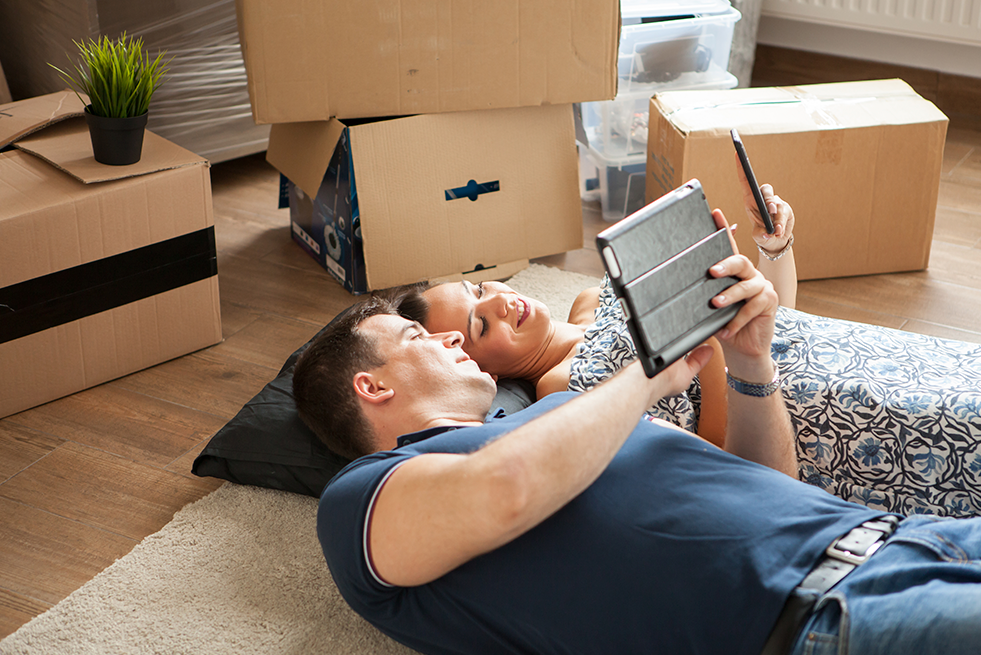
[{"xmin": 825, "ymin": 521, "xmax": 892, "ymax": 566}]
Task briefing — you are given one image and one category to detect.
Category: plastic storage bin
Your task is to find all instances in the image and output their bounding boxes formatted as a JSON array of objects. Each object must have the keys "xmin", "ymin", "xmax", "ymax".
[
  {"xmin": 617, "ymin": 2, "xmax": 741, "ymax": 96},
  {"xmin": 579, "ymin": 145, "xmax": 648, "ymax": 223},
  {"xmin": 580, "ymin": 72, "xmax": 736, "ymax": 161}
]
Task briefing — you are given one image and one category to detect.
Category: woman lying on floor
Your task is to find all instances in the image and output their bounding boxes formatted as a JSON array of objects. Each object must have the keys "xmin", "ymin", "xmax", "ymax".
[{"xmin": 404, "ymin": 162, "xmax": 981, "ymax": 518}]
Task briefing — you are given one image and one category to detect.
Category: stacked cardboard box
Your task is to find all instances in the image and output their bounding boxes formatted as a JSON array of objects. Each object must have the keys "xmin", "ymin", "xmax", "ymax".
[
  {"xmin": 235, "ymin": 0, "xmax": 622, "ymax": 293},
  {"xmin": 0, "ymin": 91, "xmax": 223, "ymax": 418}
]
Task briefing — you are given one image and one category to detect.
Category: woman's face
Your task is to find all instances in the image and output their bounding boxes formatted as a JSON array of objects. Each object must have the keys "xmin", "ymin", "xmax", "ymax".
[{"xmin": 422, "ymin": 280, "xmax": 552, "ymax": 377}]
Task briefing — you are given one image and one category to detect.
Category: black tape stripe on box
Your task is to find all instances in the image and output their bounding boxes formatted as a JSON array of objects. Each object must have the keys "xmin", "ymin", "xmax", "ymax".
[{"xmin": 0, "ymin": 227, "xmax": 217, "ymax": 344}]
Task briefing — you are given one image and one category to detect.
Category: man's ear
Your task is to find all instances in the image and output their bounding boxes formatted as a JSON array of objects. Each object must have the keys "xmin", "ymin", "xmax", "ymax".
[{"xmin": 353, "ymin": 372, "xmax": 395, "ymax": 405}]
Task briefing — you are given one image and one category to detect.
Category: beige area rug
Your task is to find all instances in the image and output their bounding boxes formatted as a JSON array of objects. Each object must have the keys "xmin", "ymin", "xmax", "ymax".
[{"xmin": 0, "ymin": 264, "xmax": 602, "ymax": 655}]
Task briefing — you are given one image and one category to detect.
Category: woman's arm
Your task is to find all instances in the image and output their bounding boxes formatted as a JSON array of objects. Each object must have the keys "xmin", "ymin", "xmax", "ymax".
[
  {"xmin": 694, "ymin": 337, "xmax": 727, "ymax": 448},
  {"xmin": 734, "ymin": 154, "xmax": 797, "ymax": 309},
  {"xmin": 753, "ymin": 186, "xmax": 797, "ymax": 309}
]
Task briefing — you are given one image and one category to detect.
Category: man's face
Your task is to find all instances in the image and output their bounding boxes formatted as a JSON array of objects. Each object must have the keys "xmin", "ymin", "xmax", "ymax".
[
  {"xmin": 359, "ymin": 313, "xmax": 498, "ymax": 412},
  {"xmin": 421, "ymin": 280, "xmax": 553, "ymax": 378}
]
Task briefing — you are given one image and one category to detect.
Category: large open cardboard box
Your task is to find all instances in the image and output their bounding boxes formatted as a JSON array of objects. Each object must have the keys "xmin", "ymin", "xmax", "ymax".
[
  {"xmin": 269, "ymin": 104, "xmax": 584, "ymax": 294},
  {"xmin": 0, "ymin": 91, "xmax": 222, "ymax": 418},
  {"xmin": 235, "ymin": 0, "xmax": 621, "ymax": 125},
  {"xmin": 647, "ymin": 79, "xmax": 949, "ymax": 280}
]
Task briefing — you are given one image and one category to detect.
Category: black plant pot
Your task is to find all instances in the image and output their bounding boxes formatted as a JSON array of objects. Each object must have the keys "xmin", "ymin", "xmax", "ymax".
[{"xmin": 84, "ymin": 105, "xmax": 148, "ymax": 166}]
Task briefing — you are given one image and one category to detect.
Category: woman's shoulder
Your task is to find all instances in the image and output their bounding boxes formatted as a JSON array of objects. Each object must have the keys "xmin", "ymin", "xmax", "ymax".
[{"xmin": 567, "ymin": 286, "xmax": 602, "ymax": 325}]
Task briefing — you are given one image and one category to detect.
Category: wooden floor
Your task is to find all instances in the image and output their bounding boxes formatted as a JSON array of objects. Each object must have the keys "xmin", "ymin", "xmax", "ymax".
[{"xmin": 3, "ymin": 51, "xmax": 981, "ymax": 639}]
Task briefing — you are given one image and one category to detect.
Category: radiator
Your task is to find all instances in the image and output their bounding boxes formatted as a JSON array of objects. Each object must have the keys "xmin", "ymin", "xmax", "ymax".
[{"xmin": 761, "ymin": 0, "xmax": 981, "ymax": 46}]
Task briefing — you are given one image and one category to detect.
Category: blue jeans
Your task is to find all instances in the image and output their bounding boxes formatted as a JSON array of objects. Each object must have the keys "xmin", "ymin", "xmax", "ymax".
[{"xmin": 790, "ymin": 516, "xmax": 981, "ymax": 655}]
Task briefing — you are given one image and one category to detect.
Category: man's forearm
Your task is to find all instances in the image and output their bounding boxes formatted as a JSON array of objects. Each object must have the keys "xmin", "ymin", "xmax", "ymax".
[{"xmin": 722, "ymin": 355, "xmax": 797, "ymax": 477}]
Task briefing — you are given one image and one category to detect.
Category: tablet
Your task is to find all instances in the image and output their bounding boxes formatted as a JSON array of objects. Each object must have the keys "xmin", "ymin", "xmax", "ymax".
[{"xmin": 596, "ymin": 179, "xmax": 744, "ymax": 378}]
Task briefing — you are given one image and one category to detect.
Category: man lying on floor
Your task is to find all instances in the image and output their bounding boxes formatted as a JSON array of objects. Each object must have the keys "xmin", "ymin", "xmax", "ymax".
[{"xmin": 292, "ymin": 251, "xmax": 981, "ymax": 655}]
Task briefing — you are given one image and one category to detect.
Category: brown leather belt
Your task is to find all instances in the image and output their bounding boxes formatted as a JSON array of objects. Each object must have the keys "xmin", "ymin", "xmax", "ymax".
[{"xmin": 760, "ymin": 516, "xmax": 900, "ymax": 655}]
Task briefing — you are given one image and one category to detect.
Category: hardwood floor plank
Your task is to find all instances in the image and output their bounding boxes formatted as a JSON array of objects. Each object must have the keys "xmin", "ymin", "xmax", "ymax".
[
  {"xmin": 207, "ymin": 313, "xmax": 323, "ymax": 371},
  {"xmin": 938, "ymin": 179, "xmax": 981, "ymax": 213},
  {"xmin": 922, "ymin": 239, "xmax": 981, "ymax": 288},
  {"xmin": 109, "ymin": 349, "xmax": 279, "ymax": 420},
  {"xmin": 932, "ymin": 206, "xmax": 981, "ymax": 248},
  {"xmin": 5, "ymin": 386, "xmax": 227, "ymax": 469},
  {"xmin": 217, "ymin": 252, "xmax": 353, "ymax": 326},
  {"xmin": 0, "ymin": 424, "xmax": 64, "ymax": 484},
  {"xmin": 798, "ymin": 271, "xmax": 981, "ymax": 332},
  {"xmin": 0, "ymin": 496, "xmax": 136, "ymax": 606},
  {"xmin": 0, "ymin": 587, "xmax": 51, "ymax": 641},
  {"xmin": 0, "ymin": 442, "xmax": 216, "ymax": 541},
  {"xmin": 792, "ymin": 297, "xmax": 907, "ymax": 330},
  {"xmin": 902, "ymin": 320, "xmax": 981, "ymax": 344}
]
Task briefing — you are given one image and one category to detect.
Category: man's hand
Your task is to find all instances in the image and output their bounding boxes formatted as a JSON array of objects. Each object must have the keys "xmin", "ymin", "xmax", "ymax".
[{"xmin": 707, "ymin": 209, "xmax": 779, "ymax": 376}]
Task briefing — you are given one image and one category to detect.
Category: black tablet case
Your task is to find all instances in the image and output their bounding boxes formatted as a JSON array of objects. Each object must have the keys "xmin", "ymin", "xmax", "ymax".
[{"xmin": 596, "ymin": 179, "xmax": 744, "ymax": 377}]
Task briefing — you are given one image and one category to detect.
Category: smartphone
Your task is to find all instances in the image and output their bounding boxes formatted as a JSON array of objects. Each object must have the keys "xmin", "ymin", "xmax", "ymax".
[
  {"xmin": 730, "ymin": 128, "xmax": 775, "ymax": 235},
  {"xmin": 596, "ymin": 179, "xmax": 743, "ymax": 378}
]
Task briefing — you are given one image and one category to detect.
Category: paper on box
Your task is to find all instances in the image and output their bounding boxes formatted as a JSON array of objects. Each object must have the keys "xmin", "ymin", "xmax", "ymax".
[
  {"xmin": 647, "ymin": 79, "xmax": 949, "ymax": 280},
  {"xmin": 0, "ymin": 92, "xmax": 222, "ymax": 418},
  {"xmin": 236, "ymin": 0, "xmax": 621, "ymax": 124}
]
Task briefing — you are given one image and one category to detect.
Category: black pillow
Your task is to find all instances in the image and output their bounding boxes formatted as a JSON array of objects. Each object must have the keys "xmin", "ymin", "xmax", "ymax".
[{"xmin": 192, "ymin": 310, "xmax": 536, "ymax": 497}]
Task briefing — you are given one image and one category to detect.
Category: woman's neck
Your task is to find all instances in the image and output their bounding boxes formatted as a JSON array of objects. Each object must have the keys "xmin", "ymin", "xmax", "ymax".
[{"xmin": 511, "ymin": 320, "xmax": 586, "ymax": 385}]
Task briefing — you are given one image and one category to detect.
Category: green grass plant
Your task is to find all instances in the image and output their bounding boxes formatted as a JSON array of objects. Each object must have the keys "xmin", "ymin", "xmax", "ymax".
[{"xmin": 49, "ymin": 32, "xmax": 170, "ymax": 118}]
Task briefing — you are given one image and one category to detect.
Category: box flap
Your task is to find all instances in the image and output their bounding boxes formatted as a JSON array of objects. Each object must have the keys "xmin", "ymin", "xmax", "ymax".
[
  {"xmin": 0, "ymin": 90, "xmax": 87, "ymax": 149},
  {"xmin": 653, "ymin": 78, "xmax": 947, "ymax": 137},
  {"xmin": 267, "ymin": 119, "xmax": 347, "ymax": 199},
  {"xmin": 13, "ymin": 117, "xmax": 207, "ymax": 184}
]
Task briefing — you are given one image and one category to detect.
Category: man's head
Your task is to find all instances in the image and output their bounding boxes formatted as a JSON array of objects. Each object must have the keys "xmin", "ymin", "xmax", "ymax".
[{"xmin": 293, "ymin": 289, "xmax": 497, "ymax": 459}]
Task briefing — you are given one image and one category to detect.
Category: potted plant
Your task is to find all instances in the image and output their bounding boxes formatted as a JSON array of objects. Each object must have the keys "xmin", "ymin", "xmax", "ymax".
[{"xmin": 49, "ymin": 32, "xmax": 170, "ymax": 166}]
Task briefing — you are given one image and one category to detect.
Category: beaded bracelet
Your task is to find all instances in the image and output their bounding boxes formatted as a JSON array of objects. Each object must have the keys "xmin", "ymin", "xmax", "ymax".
[
  {"xmin": 757, "ymin": 234, "xmax": 794, "ymax": 262},
  {"xmin": 725, "ymin": 366, "xmax": 781, "ymax": 397}
]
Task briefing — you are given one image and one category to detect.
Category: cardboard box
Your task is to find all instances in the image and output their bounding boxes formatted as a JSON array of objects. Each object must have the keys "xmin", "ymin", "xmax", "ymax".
[
  {"xmin": 647, "ymin": 79, "xmax": 949, "ymax": 280},
  {"xmin": 235, "ymin": 0, "xmax": 621, "ymax": 125},
  {"xmin": 0, "ymin": 91, "xmax": 222, "ymax": 418},
  {"xmin": 268, "ymin": 104, "xmax": 584, "ymax": 293}
]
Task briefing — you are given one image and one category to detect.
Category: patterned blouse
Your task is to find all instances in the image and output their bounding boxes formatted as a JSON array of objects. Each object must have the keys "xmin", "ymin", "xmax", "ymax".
[{"xmin": 568, "ymin": 276, "xmax": 981, "ymax": 518}]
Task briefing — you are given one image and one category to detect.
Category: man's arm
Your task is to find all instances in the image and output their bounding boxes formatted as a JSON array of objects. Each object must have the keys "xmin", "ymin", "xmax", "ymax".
[{"xmin": 368, "ymin": 351, "xmax": 713, "ymax": 588}]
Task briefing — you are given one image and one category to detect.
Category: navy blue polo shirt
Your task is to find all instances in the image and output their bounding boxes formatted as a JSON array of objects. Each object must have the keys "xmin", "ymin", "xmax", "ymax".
[{"xmin": 318, "ymin": 392, "xmax": 882, "ymax": 655}]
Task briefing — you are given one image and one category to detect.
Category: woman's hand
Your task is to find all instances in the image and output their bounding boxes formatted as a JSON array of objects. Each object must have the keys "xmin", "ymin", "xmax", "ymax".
[{"xmin": 734, "ymin": 153, "xmax": 795, "ymax": 256}]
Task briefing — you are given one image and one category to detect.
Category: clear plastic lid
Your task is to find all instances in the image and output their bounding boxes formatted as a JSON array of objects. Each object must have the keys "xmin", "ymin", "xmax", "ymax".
[{"xmin": 621, "ymin": 0, "xmax": 731, "ymax": 21}]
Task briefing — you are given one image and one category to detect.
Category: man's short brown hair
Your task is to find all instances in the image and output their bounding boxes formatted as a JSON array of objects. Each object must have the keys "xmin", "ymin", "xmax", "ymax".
[{"xmin": 292, "ymin": 284, "xmax": 430, "ymax": 459}]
